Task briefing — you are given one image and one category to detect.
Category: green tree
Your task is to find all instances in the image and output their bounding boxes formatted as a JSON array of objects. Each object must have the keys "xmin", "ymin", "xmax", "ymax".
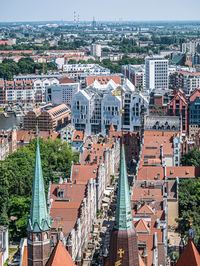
[{"xmin": 0, "ymin": 138, "xmax": 79, "ymax": 241}]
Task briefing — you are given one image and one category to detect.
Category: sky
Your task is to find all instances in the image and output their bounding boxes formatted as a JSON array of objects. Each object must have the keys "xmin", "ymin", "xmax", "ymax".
[{"xmin": 1, "ymin": 0, "xmax": 200, "ymax": 22}]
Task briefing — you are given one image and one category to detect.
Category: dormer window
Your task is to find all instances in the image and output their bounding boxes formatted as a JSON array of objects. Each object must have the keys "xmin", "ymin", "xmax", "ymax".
[{"xmin": 58, "ymin": 190, "xmax": 64, "ymax": 198}]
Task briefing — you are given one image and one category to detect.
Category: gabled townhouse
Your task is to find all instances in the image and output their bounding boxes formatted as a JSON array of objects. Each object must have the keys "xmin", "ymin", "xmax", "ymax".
[{"xmin": 167, "ymin": 88, "xmax": 189, "ymax": 133}]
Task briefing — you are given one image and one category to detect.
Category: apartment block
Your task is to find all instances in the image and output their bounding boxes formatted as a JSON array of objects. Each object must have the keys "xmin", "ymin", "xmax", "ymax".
[
  {"xmin": 71, "ymin": 79, "xmax": 149, "ymax": 135},
  {"xmin": 122, "ymin": 64, "xmax": 145, "ymax": 89},
  {"xmin": 169, "ymin": 71, "xmax": 200, "ymax": 94},
  {"xmin": 62, "ymin": 64, "xmax": 110, "ymax": 88},
  {"xmin": 145, "ymin": 56, "xmax": 168, "ymax": 90}
]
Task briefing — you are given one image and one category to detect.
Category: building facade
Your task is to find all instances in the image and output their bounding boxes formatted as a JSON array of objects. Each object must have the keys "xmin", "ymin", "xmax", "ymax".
[
  {"xmin": 122, "ymin": 64, "xmax": 145, "ymax": 89},
  {"xmin": 145, "ymin": 56, "xmax": 168, "ymax": 90},
  {"xmin": 71, "ymin": 80, "xmax": 149, "ymax": 135},
  {"xmin": 24, "ymin": 103, "xmax": 70, "ymax": 131}
]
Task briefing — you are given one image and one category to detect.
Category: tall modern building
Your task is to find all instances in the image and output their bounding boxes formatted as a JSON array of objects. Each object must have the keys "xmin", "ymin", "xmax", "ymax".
[
  {"xmin": 109, "ymin": 145, "xmax": 139, "ymax": 266},
  {"xmin": 145, "ymin": 56, "xmax": 169, "ymax": 90},
  {"xmin": 91, "ymin": 44, "xmax": 102, "ymax": 58}
]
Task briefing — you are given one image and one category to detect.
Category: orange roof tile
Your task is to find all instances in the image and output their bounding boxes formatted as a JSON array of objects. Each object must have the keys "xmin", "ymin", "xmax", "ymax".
[
  {"xmin": 86, "ymin": 75, "xmax": 121, "ymax": 86},
  {"xmin": 135, "ymin": 219, "xmax": 149, "ymax": 232},
  {"xmin": 21, "ymin": 246, "xmax": 28, "ymax": 266},
  {"xmin": 167, "ymin": 166, "xmax": 200, "ymax": 178},
  {"xmin": 73, "ymin": 131, "xmax": 84, "ymax": 142},
  {"xmin": 47, "ymin": 241, "xmax": 75, "ymax": 266},
  {"xmin": 137, "ymin": 205, "xmax": 154, "ymax": 215},
  {"xmin": 176, "ymin": 241, "xmax": 200, "ymax": 266}
]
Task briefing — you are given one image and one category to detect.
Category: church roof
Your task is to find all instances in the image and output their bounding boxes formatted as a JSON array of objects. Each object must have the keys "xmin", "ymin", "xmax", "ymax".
[
  {"xmin": 115, "ymin": 144, "xmax": 134, "ymax": 230},
  {"xmin": 27, "ymin": 131, "xmax": 51, "ymax": 232},
  {"xmin": 46, "ymin": 241, "xmax": 75, "ymax": 266},
  {"xmin": 176, "ymin": 240, "xmax": 200, "ymax": 266}
]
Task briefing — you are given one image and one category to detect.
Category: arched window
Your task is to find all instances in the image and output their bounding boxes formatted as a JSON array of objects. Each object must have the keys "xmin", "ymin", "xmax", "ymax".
[
  {"xmin": 35, "ymin": 233, "xmax": 40, "ymax": 241},
  {"xmin": 44, "ymin": 232, "xmax": 48, "ymax": 240}
]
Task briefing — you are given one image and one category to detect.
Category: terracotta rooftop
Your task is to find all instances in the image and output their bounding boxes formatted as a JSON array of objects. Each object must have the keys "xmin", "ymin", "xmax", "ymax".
[
  {"xmin": 73, "ymin": 130, "xmax": 84, "ymax": 142},
  {"xmin": 86, "ymin": 75, "xmax": 121, "ymax": 86},
  {"xmin": 176, "ymin": 240, "xmax": 200, "ymax": 266},
  {"xmin": 59, "ymin": 77, "xmax": 75, "ymax": 84},
  {"xmin": 47, "ymin": 240, "xmax": 75, "ymax": 266},
  {"xmin": 137, "ymin": 167, "xmax": 165, "ymax": 180},
  {"xmin": 137, "ymin": 204, "xmax": 154, "ymax": 215},
  {"xmin": 21, "ymin": 246, "xmax": 27, "ymax": 266},
  {"xmin": 167, "ymin": 166, "xmax": 200, "ymax": 178},
  {"xmin": 50, "ymin": 183, "xmax": 87, "ymax": 235},
  {"xmin": 135, "ymin": 219, "xmax": 149, "ymax": 233},
  {"xmin": 72, "ymin": 164, "xmax": 98, "ymax": 182}
]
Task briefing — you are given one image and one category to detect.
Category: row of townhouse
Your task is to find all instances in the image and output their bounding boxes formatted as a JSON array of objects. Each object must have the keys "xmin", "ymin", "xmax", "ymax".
[
  {"xmin": 0, "ymin": 78, "xmax": 59, "ymax": 104},
  {"xmin": 0, "ymin": 76, "xmax": 79, "ymax": 105},
  {"xmin": 132, "ymin": 122, "xmax": 200, "ymax": 265},
  {"xmin": 47, "ymin": 133, "xmax": 120, "ymax": 262},
  {"xmin": 71, "ymin": 79, "xmax": 149, "ymax": 135},
  {"xmin": 149, "ymin": 87, "xmax": 200, "ymax": 137}
]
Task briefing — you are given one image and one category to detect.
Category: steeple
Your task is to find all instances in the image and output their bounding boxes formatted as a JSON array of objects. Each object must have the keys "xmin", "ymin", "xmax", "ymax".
[
  {"xmin": 27, "ymin": 128, "xmax": 51, "ymax": 266},
  {"xmin": 109, "ymin": 144, "xmax": 139, "ymax": 266},
  {"xmin": 27, "ymin": 129, "xmax": 51, "ymax": 232},
  {"xmin": 115, "ymin": 144, "xmax": 133, "ymax": 230}
]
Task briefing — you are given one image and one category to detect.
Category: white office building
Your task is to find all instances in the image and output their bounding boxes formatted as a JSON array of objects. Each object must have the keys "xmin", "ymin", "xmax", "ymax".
[
  {"xmin": 46, "ymin": 82, "xmax": 80, "ymax": 105},
  {"xmin": 91, "ymin": 44, "xmax": 102, "ymax": 57},
  {"xmin": 145, "ymin": 56, "xmax": 168, "ymax": 90},
  {"xmin": 71, "ymin": 79, "xmax": 149, "ymax": 135}
]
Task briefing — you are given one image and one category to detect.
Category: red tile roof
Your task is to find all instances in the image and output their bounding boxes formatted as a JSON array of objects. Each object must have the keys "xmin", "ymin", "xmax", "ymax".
[
  {"xmin": 137, "ymin": 205, "xmax": 154, "ymax": 215},
  {"xmin": 135, "ymin": 219, "xmax": 149, "ymax": 232},
  {"xmin": 21, "ymin": 246, "xmax": 28, "ymax": 266},
  {"xmin": 176, "ymin": 240, "xmax": 200, "ymax": 266},
  {"xmin": 167, "ymin": 166, "xmax": 200, "ymax": 178},
  {"xmin": 86, "ymin": 75, "xmax": 121, "ymax": 86},
  {"xmin": 73, "ymin": 131, "xmax": 84, "ymax": 142},
  {"xmin": 72, "ymin": 164, "xmax": 98, "ymax": 182},
  {"xmin": 59, "ymin": 77, "xmax": 75, "ymax": 84},
  {"xmin": 137, "ymin": 167, "xmax": 165, "ymax": 180},
  {"xmin": 50, "ymin": 183, "xmax": 87, "ymax": 235},
  {"xmin": 47, "ymin": 241, "xmax": 75, "ymax": 266}
]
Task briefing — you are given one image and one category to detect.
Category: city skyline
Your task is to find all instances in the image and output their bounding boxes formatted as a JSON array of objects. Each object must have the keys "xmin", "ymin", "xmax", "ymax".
[{"xmin": 1, "ymin": 0, "xmax": 200, "ymax": 22}]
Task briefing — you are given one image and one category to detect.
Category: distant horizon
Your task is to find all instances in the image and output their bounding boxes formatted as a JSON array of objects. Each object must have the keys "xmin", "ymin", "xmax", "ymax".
[
  {"xmin": 1, "ymin": 0, "xmax": 200, "ymax": 23},
  {"xmin": 1, "ymin": 19, "xmax": 200, "ymax": 24}
]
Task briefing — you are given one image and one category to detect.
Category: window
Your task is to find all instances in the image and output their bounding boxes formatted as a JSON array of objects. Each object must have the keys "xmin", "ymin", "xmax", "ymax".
[
  {"xmin": 36, "ymin": 233, "xmax": 40, "ymax": 241},
  {"xmin": 44, "ymin": 232, "xmax": 48, "ymax": 240}
]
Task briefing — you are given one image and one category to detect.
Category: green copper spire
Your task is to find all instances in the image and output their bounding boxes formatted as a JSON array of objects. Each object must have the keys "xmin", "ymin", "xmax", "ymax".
[
  {"xmin": 27, "ymin": 128, "xmax": 51, "ymax": 232},
  {"xmin": 115, "ymin": 144, "xmax": 133, "ymax": 230}
]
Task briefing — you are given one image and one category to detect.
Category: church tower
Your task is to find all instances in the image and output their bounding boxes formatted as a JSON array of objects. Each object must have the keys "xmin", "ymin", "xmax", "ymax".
[
  {"xmin": 109, "ymin": 145, "xmax": 139, "ymax": 266},
  {"xmin": 27, "ymin": 131, "xmax": 51, "ymax": 266}
]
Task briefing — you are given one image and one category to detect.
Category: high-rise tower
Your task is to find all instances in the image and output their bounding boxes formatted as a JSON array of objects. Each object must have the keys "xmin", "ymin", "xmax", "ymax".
[
  {"xmin": 27, "ymin": 132, "xmax": 51, "ymax": 266},
  {"xmin": 109, "ymin": 145, "xmax": 139, "ymax": 266}
]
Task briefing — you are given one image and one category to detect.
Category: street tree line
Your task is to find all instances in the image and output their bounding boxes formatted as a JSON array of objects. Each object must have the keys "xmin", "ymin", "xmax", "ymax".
[{"xmin": 0, "ymin": 138, "xmax": 79, "ymax": 241}]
